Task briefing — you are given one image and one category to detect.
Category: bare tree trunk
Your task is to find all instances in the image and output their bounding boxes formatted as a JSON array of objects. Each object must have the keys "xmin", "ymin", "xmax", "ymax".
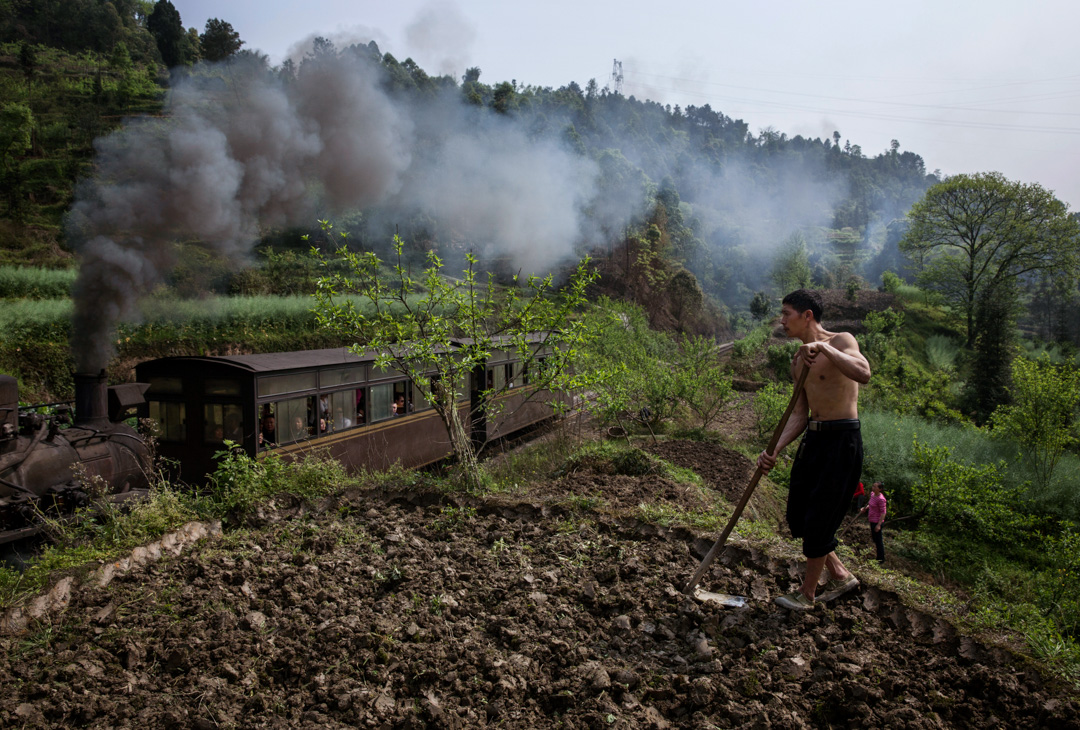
[{"xmin": 444, "ymin": 403, "xmax": 482, "ymax": 490}]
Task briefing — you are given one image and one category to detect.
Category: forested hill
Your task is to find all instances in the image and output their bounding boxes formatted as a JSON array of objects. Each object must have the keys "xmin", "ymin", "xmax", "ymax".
[{"xmin": 2, "ymin": 1, "xmax": 936, "ymax": 324}]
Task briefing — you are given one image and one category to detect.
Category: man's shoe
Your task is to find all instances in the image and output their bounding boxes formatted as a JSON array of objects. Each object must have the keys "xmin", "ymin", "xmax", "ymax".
[
  {"xmin": 775, "ymin": 591, "xmax": 816, "ymax": 611},
  {"xmin": 817, "ymin": 574, "xmax": 859, "ymax": 602}
]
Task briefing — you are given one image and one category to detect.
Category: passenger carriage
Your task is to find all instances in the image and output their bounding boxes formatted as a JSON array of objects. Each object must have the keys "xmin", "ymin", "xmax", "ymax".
[{"xmin": 135, "ymin": 337, "xmax": 562, "ymax": 485}]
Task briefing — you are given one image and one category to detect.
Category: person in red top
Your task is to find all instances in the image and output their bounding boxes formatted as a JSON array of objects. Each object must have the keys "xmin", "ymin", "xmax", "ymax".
[
  {"xmin": 860, "ymin": 481, "xmax": 887, "ymax": 562},
  {"xmin": 850, "ymin": 481, "xmax": 866, "ymax": 514}
]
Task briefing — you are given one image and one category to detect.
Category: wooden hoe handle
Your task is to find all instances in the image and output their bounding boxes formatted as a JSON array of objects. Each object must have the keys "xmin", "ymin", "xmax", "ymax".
[{"xmin": 682, "ymin": 364, "xmax": 811, "ymax": 595}]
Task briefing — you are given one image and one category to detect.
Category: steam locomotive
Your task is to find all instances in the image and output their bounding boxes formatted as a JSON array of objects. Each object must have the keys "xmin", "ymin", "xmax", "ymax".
[
  {"xmin": 0, "ymin": 372, "xmax": 151, "ymax": 546},
  {"xmin": 0, "ymin": 338, "xmax": 558, "ymax": 546}
]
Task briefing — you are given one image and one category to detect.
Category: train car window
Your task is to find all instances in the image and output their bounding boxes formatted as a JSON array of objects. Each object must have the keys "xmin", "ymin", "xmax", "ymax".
[
  {"xmin": 321, "ymin": 366, "xmax": 364, "ymax": 388},
  {"xmin": 535, "ymin": 356, "xmax": 549, "ymax": 382},
  {"xmin": 512, "ymin": 361, "xmax": 524, "ymax": 386},
  {"xmin": 490, "ymin": 366, "xmax": 506, "ymax": 391},
  {"xmin": 392, "ymin": 382, "xmax": 412, "ymax": 415},
  {"xmin": 355, "ymin": 388, "xmax": 366, "ymax": 424},
  {"xmin": 149, "ymin": 401, "xmax": 186, "ymax": 442},
  {"xmin": 415, "ymin": 377, "xmax": 438, "ymax": 411},
  {"xmin": 146, "ymin": 377, "xmax": 182, "ymax": 395},
  {"xmin": 205, "ymin": 379, "xmax": 241, "ymax": 396},
  {"xmin": 369, "ymin": 383, "xmax": 395, "ymax": 422},
  {"xmin": 205, "ymin": 403, "xmax": 243, "ymax": 443},
  {"xmin": 257, "ymin": 372, "xmax": 317, "ymax": 397},
  {"xmin": 504, "ymin": 363, "xmax": 515, "ymax": 388},
  {"xmin": 328, "ymin": 391, "xmax": 357, "ymax": 431},
  {"xmin": 272, "ymin": 396, "xmax": 314, "ymax": 443}
]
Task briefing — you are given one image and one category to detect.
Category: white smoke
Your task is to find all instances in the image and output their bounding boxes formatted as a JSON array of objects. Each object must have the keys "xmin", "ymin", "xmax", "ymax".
[{"xmin": 404, "ymin": 1, "xmax": 477, "ymax": 78}]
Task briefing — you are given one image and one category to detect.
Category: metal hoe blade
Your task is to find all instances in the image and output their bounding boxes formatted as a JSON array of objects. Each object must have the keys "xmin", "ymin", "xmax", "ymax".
[{"xmin": 692, "ymin": 587, "xmax": 747, "ymax": 608}]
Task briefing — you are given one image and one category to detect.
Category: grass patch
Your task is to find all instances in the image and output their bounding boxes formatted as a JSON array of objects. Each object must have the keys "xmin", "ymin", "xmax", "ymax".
[
  {"xmin": 486, "ymin": 428, "xmax": 580, "ymax": 491},
  {"xmin": 891, "ymin": 526, "xmax": 1080, "ymax": 685},
  {"xmin": 0, "ymin": 266, "xmax": 77, "ymax": 299}
]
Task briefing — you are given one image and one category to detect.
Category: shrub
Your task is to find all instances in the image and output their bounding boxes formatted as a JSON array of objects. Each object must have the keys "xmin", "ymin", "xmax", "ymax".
[
  {"xmin": 752, "ymin": 381, "xmax": 789, "ymax": 446},
  {"xmin": 201, "ymin": 444, "xmax": 356, "ymax": 520},
  {"xmin": 925, "ymin": 334, "xmax": 960, "ymax": 372},
  {"xmin": 910, "ymin": 440, "xmax": 1032, "ymax": 542},
  {"xmin": 880, "ymin": 270, "xmax": 902, "ymax": 293},
  {"xmin": 675, "ymin": 334, "xmax": 736, "ymax": 429},
  {"xmin": 991, "ymin": 355, "xmax": 1080, "ymax": 494},
  {"xmin": 766, "ymin": 341, "xmax": 799, "ymax": 379},
  {"xmin": 845, "ymin": 276, "xmax": 861, "ymax": 302},
  {"xmin": 730, "ymin": 323, "xmax": 771, "ymax": 362}
]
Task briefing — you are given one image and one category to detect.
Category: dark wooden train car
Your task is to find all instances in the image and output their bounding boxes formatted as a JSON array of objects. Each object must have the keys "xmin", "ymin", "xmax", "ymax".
[
  {"xmin": 136, "ymin": 341, "xmax": 560, "ymax": 486},
  {"xmin": 478, "ymin": 340, "xmax": 566, "ymax": 443}
]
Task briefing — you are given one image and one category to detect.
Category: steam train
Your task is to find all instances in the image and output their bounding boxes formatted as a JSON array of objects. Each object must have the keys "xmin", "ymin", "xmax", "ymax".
[
  {"xmin": 0, "ymin": 372, "xmax": 152, "ymax": 546},
  {"xmin": 0, "ymin": 339, "xmax": 558, "ymax": 546}
]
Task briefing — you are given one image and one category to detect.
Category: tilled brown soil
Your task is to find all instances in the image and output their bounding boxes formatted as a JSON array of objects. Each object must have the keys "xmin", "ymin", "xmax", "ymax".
[
  {"xmin": 3, "ymin": 442, "xmax": 1079, "ymax": 729},
  {"xmin": 644, "ymin": 441, "xmax": 754, "ymax": 505}
]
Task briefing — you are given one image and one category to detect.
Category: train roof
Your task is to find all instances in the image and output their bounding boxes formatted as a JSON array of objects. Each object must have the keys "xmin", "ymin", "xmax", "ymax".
[
  {"xmin": 138, "ymin": 347, "xmax": 379, "ymax": 374},
  {"xmin": 136, "ymin": 334, "xmax": 554, "ymax": 377}
]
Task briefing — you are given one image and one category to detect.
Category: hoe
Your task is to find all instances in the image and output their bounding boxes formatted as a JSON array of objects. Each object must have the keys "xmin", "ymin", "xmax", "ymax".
[{"xmin": 684, "ymin": 364, "xmax": 811, "ymax": 607}]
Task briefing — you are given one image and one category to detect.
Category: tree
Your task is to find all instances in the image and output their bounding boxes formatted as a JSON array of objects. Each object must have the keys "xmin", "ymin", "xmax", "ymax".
[
  {"xmin": 771, "ymin": 231, "xmax": 812, "ymax": 294},
  {"xmin": 991, "ymin": 355, "xmax": 1080, "ymax": 494},
  {"xmin": 18, "ymin": 42, "xmax": 35, "ymax": 91},
  {"xmin": 676, "ymin": 335, "xmax": 735, "ymax": 429},
  {"xmin": 147, "ymin": 0, "xmax": 186, "ymax": 67},
  {"xmin": 312, "ymin": 226, "xmax": 600, "ymax": 490},
  {"xmin": 749, "ymin": 291, "xmax": 772, "ymax": 320},
  {"xmin": 184, "ymin": 27, "xmax": 202, "ymax": 63},
  {"xmin": 200, "ymin": 18, "xmax": 243, "ymax": 62},
  {"xmin": 901, "ymin": 172, "xmax": 1080, "ymax": 347},
  {"xmin": 576, "ymin": 299, "xmax": 682, "ymax": 438},
  {"xmin": 961, "ymin": 290, "xmax": 1016, "ymax": 423}
]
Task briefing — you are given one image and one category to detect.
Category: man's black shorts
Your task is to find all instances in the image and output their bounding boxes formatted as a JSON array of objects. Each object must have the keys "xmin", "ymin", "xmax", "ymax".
[{"xmin": 786, "ymin": 424, "xmax": 863, "ymax": 559}]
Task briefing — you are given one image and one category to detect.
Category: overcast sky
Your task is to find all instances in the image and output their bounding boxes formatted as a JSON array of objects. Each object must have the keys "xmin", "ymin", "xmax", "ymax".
[{"xmin": 173, "ymin": 0, "xmax": 1080, "ymax": 209}]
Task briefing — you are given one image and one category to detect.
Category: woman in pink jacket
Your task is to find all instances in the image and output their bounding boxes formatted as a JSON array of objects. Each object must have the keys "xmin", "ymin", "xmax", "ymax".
[{"xmin": 859, "ymin": 481, "xmax": 887, "ymax": 562}]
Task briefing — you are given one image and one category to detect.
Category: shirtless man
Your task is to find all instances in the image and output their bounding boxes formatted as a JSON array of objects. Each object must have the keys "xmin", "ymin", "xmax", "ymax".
[{"xmin": 757, "ymin": 289, "xmax": 871, "ymax": 610}]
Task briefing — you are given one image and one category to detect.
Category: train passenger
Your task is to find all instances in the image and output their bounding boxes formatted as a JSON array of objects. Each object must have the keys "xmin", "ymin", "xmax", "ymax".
[
  {"xmin": 291, "ymin": 415, "xmax": 309, "ymax": 441},
  {"xmin": 259, "ymin": 414, "xmax": 276, "ymax": 448}
]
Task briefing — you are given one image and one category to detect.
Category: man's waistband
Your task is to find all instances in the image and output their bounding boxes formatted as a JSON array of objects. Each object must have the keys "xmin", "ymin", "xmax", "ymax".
[{"xmin": 806, "ymin": 419, "xmax": 860, "ymax": 432}]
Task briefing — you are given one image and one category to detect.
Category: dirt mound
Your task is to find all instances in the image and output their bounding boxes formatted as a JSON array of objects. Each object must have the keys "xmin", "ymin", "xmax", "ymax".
[
  {"xmin": 4, "ymin": 479, "xmax": 1078, "ymax": 728},
  {"xmin": 819, "ymin": 289, "xmax": 898, "ymax": 333},
  {"xmin": 645, "ymin": 440, "xmax": 754, "ymax": 505}
]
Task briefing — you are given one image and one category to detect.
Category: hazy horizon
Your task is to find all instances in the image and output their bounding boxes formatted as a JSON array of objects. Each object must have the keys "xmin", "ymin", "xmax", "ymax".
[{"xmin": 169, "ymin": 0, "xmax": 1080, "ymax": 210}]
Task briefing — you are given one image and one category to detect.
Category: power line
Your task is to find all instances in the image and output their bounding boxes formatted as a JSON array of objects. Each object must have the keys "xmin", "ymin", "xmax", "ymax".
[
  {"xmin": 627, "ymin": 69, "xmax": 1080, "ymax": 118},
  {"xmin": 621, "ymin": 79, "xmax": 1080, "ymax": 136}
]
